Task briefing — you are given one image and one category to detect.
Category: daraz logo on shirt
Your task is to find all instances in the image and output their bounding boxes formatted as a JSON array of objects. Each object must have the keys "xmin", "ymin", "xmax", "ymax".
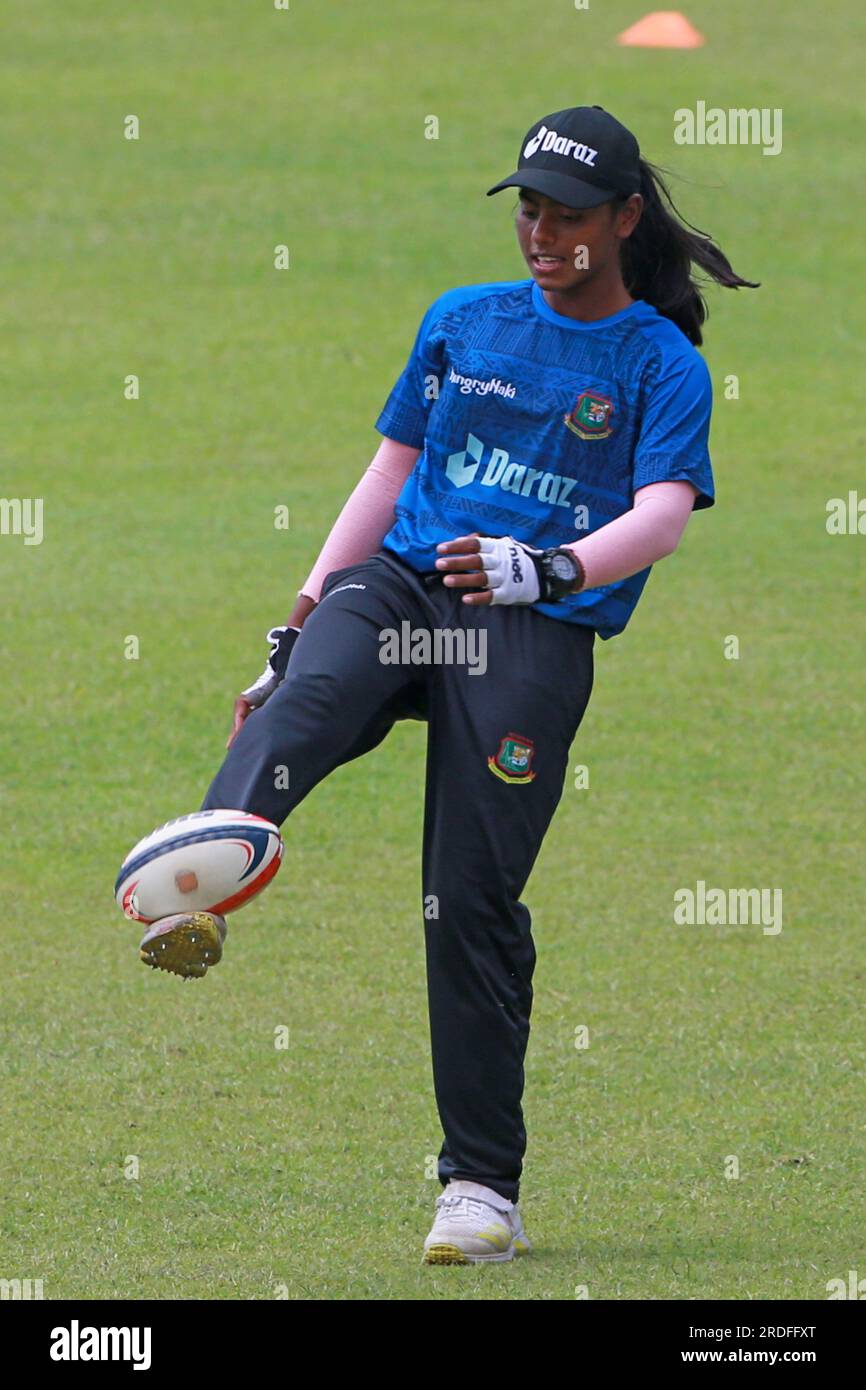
[{"xmin": 445, "ymin": 432, "xmax": 578, "ymax": 509}]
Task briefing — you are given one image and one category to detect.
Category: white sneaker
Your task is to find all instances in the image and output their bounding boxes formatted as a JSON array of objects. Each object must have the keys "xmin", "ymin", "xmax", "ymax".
[{"xmin": 422, "ymin": 1180, "xmax": 532, "ymax": 1264}]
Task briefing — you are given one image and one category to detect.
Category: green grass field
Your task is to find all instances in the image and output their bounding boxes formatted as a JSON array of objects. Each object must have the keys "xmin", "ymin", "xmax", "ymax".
[{"xmin": 1, "ymin": 0, "xmax": 863, "ymax": 1300}]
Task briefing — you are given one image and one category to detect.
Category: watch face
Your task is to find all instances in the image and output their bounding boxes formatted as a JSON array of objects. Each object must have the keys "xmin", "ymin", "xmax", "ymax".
[{"xmin": 551, "ymin": 553, "xmax": 576, "ymax": 580}]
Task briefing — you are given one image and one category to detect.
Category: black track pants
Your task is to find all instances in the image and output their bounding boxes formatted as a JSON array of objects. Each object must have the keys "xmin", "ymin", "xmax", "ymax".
[{"xmin": 201, "ymin": 549, "xmax": 595, "ymax": 1203}]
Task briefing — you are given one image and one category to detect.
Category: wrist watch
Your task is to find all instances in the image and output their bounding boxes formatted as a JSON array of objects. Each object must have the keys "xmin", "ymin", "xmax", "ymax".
[{"xmin": 533, "ymin": 547, "xmax": 586, "ymax": 601}]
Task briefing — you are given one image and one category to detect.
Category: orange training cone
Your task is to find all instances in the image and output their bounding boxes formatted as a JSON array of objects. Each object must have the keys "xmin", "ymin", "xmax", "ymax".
[{"xmin": 617, "ymin": 11, "xmax": 705, "ymax": 48}]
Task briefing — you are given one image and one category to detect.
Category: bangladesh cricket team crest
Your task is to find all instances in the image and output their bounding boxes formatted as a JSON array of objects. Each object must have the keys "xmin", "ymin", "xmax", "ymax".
[
  {"xmin": 488, "ymin": 732, "xmax": 537, "ymax": 784},
  {"xmin": 564, "ymin": 389, "xmax": 614, "ymax": 440}
]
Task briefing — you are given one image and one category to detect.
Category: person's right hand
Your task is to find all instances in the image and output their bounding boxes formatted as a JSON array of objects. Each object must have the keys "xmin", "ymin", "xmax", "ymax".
[{"xmin": 227, "ymin": 695, "xmax": 255, "ymax": 750}]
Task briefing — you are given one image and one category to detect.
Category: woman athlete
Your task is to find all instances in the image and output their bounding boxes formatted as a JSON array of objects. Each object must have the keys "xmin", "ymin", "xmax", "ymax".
[{"xmin": 137, "ymin": 106, "xmax": 757, "ymax": 1265}]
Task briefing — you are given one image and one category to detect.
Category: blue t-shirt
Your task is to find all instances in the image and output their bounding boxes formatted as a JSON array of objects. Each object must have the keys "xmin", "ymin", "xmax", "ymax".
[{"xmin": 375, "ymin": 279, "xmax": 714, "ymax": 639}]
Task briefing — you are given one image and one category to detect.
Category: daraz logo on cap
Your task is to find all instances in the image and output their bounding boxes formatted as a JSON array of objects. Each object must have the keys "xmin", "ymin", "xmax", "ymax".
[{"xmin": 523, "ymin": 126, "xmax": 598, "ymax": 168}]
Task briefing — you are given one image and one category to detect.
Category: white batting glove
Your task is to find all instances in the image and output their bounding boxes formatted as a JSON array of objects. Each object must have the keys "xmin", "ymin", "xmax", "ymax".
[
  {"xmin": 240, "ymin": 625, "xmax": 301, "ymax": 707},
  {"xmin": 477, "ymin": 536, "xmax": 543, "ymax": 605}
]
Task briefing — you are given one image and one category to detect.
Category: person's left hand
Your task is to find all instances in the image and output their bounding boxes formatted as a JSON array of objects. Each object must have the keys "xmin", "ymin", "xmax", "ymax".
[{"xmin": 435, "ymin": 534, "xmax": 542, "ymax": 606}]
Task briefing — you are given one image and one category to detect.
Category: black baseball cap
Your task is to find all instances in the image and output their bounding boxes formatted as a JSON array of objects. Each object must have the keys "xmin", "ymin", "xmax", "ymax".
[{"xmin": 487, "ymin": 106, "xmax": 641, "ymax": 209}]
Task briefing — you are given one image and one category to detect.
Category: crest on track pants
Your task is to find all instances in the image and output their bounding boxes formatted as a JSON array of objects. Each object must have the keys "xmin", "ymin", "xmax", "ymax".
[{"xmin": 487, "ymin": 732, "xmax": 536, "ymax": 784}]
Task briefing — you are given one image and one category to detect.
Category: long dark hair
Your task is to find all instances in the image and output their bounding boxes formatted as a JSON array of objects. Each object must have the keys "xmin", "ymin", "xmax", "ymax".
[{"xmin": 614, "ymin": 159, "xmax": 759, "ymax": 346}]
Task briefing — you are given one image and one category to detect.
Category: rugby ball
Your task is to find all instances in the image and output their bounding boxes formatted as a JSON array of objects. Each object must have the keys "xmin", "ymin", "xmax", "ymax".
[{"xmin": 115, "ymin": 810, "xmax": 283, "ymax": 924}]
